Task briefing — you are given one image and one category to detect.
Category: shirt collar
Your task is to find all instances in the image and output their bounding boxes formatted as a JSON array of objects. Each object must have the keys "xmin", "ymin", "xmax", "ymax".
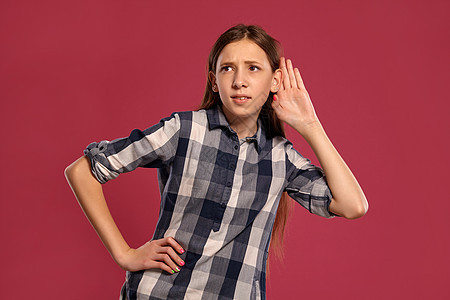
[{"xmin": 206, "ymin": 104, "xmax": 267, "ymax": 153}]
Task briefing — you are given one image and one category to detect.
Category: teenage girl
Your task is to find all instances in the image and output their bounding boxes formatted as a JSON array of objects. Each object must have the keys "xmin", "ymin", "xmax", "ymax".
[{"xmin": 65, "ymin": 24, "xmax": 368, "ymax": 299}]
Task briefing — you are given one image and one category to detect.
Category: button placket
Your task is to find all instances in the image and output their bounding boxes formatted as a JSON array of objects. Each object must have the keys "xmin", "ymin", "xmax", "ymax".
[{"xmin": 212, "ymin": 138, "xmax": 239, "ymax": 232}]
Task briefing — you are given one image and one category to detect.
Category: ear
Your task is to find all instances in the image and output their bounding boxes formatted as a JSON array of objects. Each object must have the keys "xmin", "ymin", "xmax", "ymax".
[
  {"xmin": 270, "ymin": 69, "xmax": 282, "ymax": 93},
  {"xmin": 209, "ymin": 71, "xmax": 218, "ymax": 92}
]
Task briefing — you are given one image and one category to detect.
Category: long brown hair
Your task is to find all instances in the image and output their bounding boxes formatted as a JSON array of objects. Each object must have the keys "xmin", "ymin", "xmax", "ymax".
[{"xmin": 198, "ymin": 24, "xmax": 293, "ymax": 267}]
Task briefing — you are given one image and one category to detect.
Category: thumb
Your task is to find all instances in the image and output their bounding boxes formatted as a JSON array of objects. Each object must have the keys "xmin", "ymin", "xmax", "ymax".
[
  {"xmin": 272, "ymin": 94, "xmax": 279, "ymax": 106},
  {"xmin": 272, "ymin": 94, "xmax": 281, "ymax": 110}
]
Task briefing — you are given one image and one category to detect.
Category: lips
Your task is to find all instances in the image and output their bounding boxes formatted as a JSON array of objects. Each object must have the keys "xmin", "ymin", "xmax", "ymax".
[{"xmin": 231, "ymin": 95, "xmax": 251, "ymax": 103}]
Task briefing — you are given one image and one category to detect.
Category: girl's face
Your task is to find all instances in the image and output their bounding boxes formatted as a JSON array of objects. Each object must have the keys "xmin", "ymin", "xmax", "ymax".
[{"xmin": 209, "ymin": 39, "xmax": 281, "ymax": 123}]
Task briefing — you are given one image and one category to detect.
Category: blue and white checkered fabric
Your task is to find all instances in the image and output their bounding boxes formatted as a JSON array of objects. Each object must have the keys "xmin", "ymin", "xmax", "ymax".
[{"xmin": 84, "ymin": 105, "xmax": 335, "ymax": 300}]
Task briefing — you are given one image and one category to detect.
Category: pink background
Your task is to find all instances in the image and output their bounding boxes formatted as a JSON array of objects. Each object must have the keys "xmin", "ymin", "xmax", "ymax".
[{"xmin": 1, "ymin": 0, "xmax": 449, "ymax": 299}]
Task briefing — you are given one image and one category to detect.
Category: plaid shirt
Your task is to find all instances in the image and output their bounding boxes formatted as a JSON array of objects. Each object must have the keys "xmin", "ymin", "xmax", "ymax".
[{"xmin": 84, "ymin": 105, "xmax": 335, "ymax": 300}]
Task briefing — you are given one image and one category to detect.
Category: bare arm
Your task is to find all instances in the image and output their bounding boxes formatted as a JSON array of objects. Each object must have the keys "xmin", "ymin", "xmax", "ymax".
[
  {"xmin": 64, "ymin": 155, "xmax": 185, "ymax": 273},
  {"xmin": 295, "ymin": 122, "xmax": 368, "ymax": 219},
  {"xmin": 272, "ymin": 57, "xmax": 368, "ymax": 219}
]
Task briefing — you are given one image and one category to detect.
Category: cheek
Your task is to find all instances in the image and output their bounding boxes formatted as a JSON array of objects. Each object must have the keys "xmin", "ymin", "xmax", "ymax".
[
  {"xmin": 258, "ymin": 76, "xmax": 273, "ymax": 90},
  {"xmin": 255, "ymin": 80, "xmax": 272, "ymax": 99},
  {"xmin": 216, "ymin": 76, "xmax": 228, "ymax": 91}
]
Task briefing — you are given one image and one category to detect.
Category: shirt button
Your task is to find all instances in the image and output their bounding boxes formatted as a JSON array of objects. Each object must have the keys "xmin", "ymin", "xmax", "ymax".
[
  {"xmin": 229, "ymin": 163, "xmax": 235, "ymax": 169},
  {"xmin": 227, "ymin": 181, "xmax": 232, "ymax": 187},
  {"xmin": 234, "ymin": 145, "xmax": 238, "ymax": 150},
  {"xmin": 221, "ymin": 203, "xmax": 226, "ymax": 208}
]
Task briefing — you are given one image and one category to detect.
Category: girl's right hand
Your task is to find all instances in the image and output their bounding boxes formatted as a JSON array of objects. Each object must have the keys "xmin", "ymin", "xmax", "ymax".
[{"xmin": 117, "ymin": 236, "xmax": 185, "ymax": 274}]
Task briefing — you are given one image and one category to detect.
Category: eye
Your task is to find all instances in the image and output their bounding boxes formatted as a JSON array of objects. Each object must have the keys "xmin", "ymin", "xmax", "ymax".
[
  {"xmin": 249, "ymin": 65, "xmax": 260, "ymax": 71},
  {"xmin": 221, "ymin": 66, "xmax": 233, "ymax": 72}
]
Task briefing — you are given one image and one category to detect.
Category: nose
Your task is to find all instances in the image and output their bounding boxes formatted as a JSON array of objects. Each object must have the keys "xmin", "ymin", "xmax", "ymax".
[{"xmin": 232, "ymin": 69, "xmax": 248, "ymax": 89}]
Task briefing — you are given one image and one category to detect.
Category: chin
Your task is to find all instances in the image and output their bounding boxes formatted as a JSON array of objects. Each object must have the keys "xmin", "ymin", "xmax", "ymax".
[{"xmin": 225, "ymin": 106, "xmax": 260, "ymax": 119}]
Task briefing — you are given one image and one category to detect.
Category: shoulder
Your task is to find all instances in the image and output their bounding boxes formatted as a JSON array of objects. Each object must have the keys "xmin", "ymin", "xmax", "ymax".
[
  {"xmin": 156, "ymin": 110, "xmax": 209, "ymax": 137},
  {"xmin": 268, "ymin": 135, "xmax": 311, "ymax": 169},
  {"xmin": 155, "ymin": 110, "xmax": 199, "ymax": 128},
  {"xmin": 163, "ymin": 109, "xmax": 208, "ymax": 123},
  {"xmin": 267, "ymin": 135, "xmax": 295, "ymax": 154}
]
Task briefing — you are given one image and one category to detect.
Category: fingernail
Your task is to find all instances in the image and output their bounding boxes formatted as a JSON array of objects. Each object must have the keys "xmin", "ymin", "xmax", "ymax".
[
  {"xmin": 171, "ymin": 270, "xmax": 175, "ymax": 274},
  {"xmin": 180, "ymin": 248, "xmax": 184, "ymax": 253},
  {"xmin": 176, "ymin": 267, "xmax": 180, "ymax": 272},
  {"xmin": 180, "ymin": 260, "xmax": 185, "ymax": 266}
]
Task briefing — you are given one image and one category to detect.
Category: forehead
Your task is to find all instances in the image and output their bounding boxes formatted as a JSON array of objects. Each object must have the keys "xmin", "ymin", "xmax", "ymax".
[{"xmin": 217, "ymin": 39, "xmax": 269, "ymax": 64}]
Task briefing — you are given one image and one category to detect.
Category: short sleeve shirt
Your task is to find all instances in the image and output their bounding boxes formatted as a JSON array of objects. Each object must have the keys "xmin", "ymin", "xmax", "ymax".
[{"xmin": 84, "ymin": 105, "xmax": 336, "ymax": 300}]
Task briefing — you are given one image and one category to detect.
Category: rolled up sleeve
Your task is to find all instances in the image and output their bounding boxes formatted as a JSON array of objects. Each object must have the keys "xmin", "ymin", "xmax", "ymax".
[
  {"xmin": 284, "ymin": 142, "xmax": 338, "ymax": 218},
  {"xmin": 84, "ymin": 113, "xmax": 181, "ymax": 184}
]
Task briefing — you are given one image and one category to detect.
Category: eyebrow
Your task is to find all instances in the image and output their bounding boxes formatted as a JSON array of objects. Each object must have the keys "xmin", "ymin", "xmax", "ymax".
[{"xmin": 219, "ymin": 60, "xmax": 263, "ymax": 66}]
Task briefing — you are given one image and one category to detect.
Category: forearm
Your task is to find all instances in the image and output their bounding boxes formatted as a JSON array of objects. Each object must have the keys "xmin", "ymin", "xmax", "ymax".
[
  {"xmin": 64, "ymin": 156, "xmax": 131, "ymax": 266},
  {"xmin": 272, "ymin": 57, "xmax": 367, "ymax": 219},
  {"xmin": 295, "ymin": 121, "xmax": 368, "ymax": 219}
]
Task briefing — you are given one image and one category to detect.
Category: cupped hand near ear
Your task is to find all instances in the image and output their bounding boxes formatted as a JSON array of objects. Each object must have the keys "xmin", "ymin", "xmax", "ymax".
[
  {"xmin": 272, "ymin": 57, "xmax": 320, "ymax": 135},
  {"xmin": 117, "ymin": 236, "xmax": 185, "ymax": 274}
]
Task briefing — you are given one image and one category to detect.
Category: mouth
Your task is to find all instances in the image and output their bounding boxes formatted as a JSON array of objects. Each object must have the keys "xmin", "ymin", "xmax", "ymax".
[{"xmin": 231, "ymin": 95, "xmax": 251, "ymax": 103}]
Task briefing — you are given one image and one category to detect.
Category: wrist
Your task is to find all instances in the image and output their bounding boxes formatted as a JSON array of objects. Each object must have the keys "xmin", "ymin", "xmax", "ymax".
[
  {"xmin": 111, "ymin": 244, "xmax": 133, "ymax": 268},
  {"xmin": 292, "ymin": 119, "xmax": 323, "ymax": 138}
]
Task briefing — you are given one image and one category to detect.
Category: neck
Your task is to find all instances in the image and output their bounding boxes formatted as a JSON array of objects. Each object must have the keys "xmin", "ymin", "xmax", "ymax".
[{"xmin": 223, "ymin": 112, "xmax": 259, "ymax": 139}]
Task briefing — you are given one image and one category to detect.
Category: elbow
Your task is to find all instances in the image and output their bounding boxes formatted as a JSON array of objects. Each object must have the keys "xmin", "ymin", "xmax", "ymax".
[
  {"xmin": 64, "ymin": 156, "xmax": 88, "ymax": 183},
  {"xmin": 64, "ymin": 164, "xmax": 74, "ymax": 182},
  {"xmin": 344, "ymin": 207, "xmax": 367, "ymax": 220},
  {"xmin": 344, "ymin": 200, "xmax": 368, "ymax": 220}
]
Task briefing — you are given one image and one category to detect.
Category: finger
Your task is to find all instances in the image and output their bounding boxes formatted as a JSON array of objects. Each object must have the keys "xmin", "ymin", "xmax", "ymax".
[
  {"xmin": 280, "ymin": 80, "xmax": 285, "ymax": 91},
  {"xmin": 164, "ymin": 245, "xmax": 185, "ymax": 267},
  {"xmin": 271, "ymin": 102, "xmax": 279, "ymax": 114},
  {"xmin": 294, "ymin": 67, "xmax": 306, "ymax": 90},
  {"xmin": 272, "ymin": 94, "xmax": 279, "ymax": 106},
  {"xmin": 280, "ymin": 57, "xmax": 291, "ymax": 89},
  {"xmin": 165, "ymin": 236, "xmax": 185, "ymax": 254},
  {"xmin": 271, "ymin": 96, "xmax": 284, "ymax": 111},
  {"xmin": 159, "ymin": 237, "xmax": 185, "ymax": 267},
  {"xmin": 157, "ymin": 253, "xmax": 181, "ymax": 273},
  {"xmin": 286, "ymin": 59, "xmax": 298, "ymax": 89},
  {"xmin": 156, "ymin": 261, "xmax": 177, "ymax": 275},
  {"xmin": 142, "ymin": 241, "xmax": 181, "ymax": 274}
]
